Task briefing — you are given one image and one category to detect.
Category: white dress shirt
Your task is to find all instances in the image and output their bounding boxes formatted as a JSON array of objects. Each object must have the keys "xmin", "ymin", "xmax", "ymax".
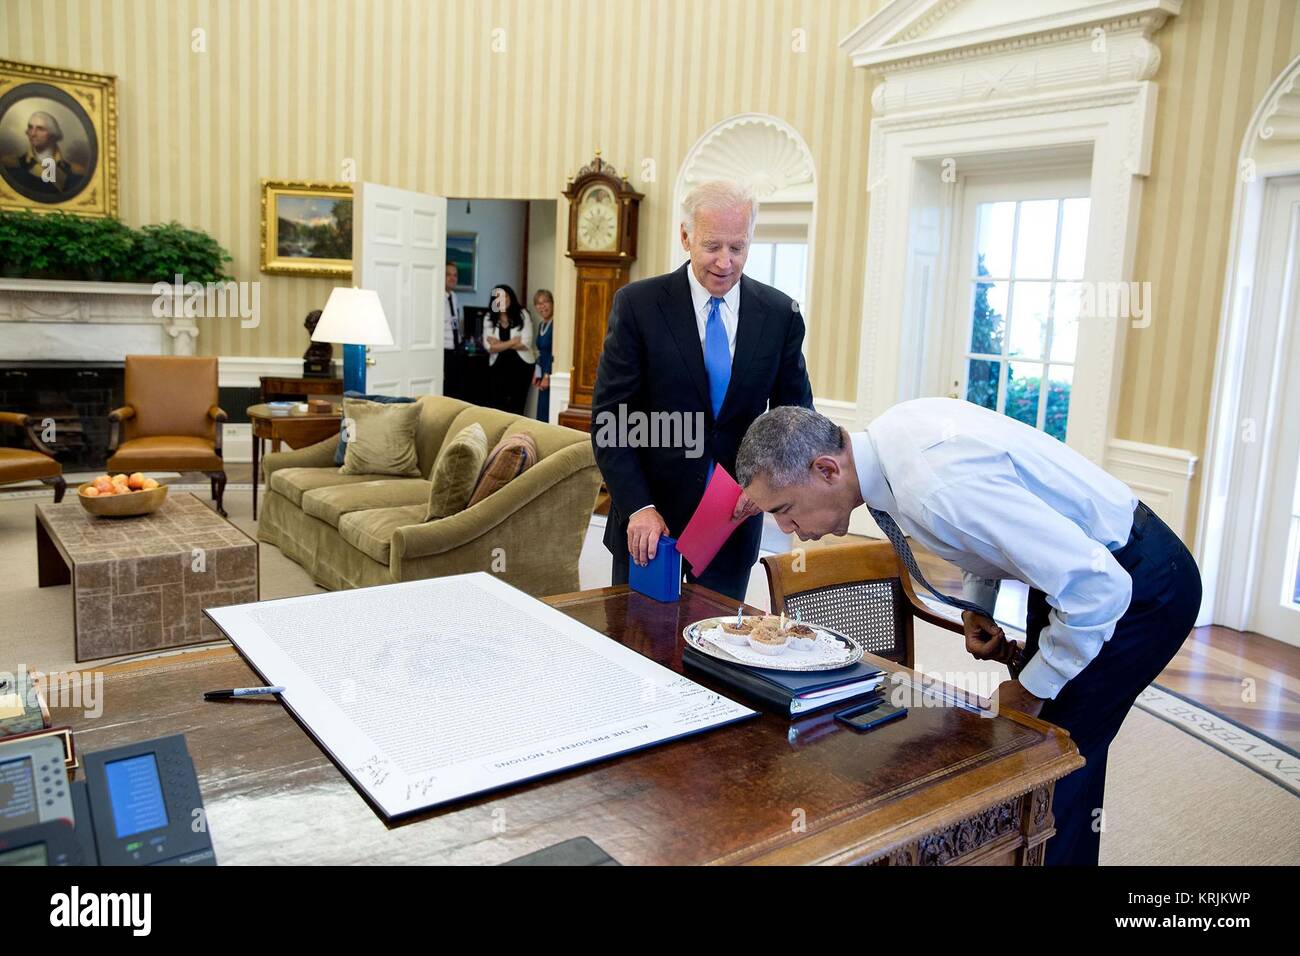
[
  {"xmin": 685, "ymin": 263, "xmax": 739, "ymax": 360},
  {"xmin": 853, "ymin": 397, "xmax": 1138, "ymax": 700},
  {"xmin": 483, "ymin": 309, "xmax": 537, "ymax": 365},
  {"xmin": 444, "ymin": 290, "xmax": 460, "ymax": 349}
]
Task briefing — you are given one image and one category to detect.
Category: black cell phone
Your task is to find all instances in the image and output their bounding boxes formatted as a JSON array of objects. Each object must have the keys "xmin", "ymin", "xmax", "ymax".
[{"xmin": 835, "ymin": 697, "xmax": 908, "ymax": 731}]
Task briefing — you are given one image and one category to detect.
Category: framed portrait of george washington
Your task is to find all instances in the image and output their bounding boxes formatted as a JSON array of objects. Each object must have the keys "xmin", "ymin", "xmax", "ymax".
[{"xmin": 0, "ymin": 59, "xmax": 118, "ymax": 218}]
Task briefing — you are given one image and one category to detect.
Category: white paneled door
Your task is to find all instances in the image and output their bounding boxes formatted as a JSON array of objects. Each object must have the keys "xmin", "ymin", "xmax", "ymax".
[
  {"xmin": 353, "ymin": 182, "xmax": 447, "ymax": 397},
  {"xmin": 1250, "ymin": 177, "xmax": 1300, "ymax": 644}
]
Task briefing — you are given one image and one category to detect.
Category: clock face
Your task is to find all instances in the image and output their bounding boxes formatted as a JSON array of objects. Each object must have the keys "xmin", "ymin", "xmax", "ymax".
[{"xmin": 576, "ymin": 186, "xmax": 618, "ymax": 252}]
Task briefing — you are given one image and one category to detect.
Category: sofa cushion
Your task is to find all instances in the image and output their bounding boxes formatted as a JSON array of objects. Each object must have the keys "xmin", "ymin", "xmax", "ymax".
[
  {"xmin": 269, "ymin": 467, "xmax": 377, "ymax": 507},
  {"xmin": 301, "ymin": 478, "xmax": 432, "ymax": 529},
  {"xmin": 467, "ymin": 432, "xmax": 538, "ymax": 508},
  {"xmin": 426, "ymin": 422, "xmax": 488, "ymax": 519},
  {"xmin": 335, "ymin": 392, "xmax": 417, "ymax": 466},
  {"xmin": 338, "ymin": 504, "xmax": 426, "ymax": 565},
  {"xmin": 339, "ymin": 398, "xmax": 422, "ymax": 477}
]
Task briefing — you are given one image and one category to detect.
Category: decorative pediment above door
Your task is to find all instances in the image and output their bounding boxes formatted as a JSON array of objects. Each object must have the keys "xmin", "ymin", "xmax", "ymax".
[{"xmin": 842, "ymin": 0, "xmax": 1179, "ymax": 117}]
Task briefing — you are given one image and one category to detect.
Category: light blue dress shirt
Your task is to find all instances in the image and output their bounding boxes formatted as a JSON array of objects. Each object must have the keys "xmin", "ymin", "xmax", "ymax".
[{"xmin": 853, "ymin": 397, "xmax": 1138, "ymax": 700}]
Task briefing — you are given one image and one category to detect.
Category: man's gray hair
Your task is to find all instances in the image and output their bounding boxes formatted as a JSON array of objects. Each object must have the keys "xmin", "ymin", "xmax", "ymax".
[
  {"xmin": 28, "ymin": 110, "xmax": 63, "ymax": 142},
  {"xmin": 735, "ymin": 406, "xmax": 844, "ymax": 490},
  {"xmin": 681, "ymin": 180, "xmax": 757, "ymax": 238}
]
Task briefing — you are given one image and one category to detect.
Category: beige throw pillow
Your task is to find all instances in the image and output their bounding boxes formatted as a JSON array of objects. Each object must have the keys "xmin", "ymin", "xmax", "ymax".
[
  {"xmin": 339, "ymin": 398, "xmax": 422, "ymax": 477},
  {"xmin": 426, "ymin": 422, "xmax": 489, "ymax": 519}
]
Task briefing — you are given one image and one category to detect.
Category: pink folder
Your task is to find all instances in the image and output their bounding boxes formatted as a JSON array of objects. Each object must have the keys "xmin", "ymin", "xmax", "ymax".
[{"xmin": 677, "ymin": 465, "xmax": 746, "ymax": 577}]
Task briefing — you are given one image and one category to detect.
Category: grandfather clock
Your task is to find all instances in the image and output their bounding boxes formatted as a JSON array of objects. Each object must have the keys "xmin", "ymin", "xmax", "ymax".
[{"xmin": 559, "ymin": 152, "xmax": 643, "ymax": 432}]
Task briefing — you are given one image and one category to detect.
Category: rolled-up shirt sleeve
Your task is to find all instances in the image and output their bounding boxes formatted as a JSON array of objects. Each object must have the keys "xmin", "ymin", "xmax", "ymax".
[{"xmin": 920, "ymin": 472, "xmax": 1133, "ymax": 700}]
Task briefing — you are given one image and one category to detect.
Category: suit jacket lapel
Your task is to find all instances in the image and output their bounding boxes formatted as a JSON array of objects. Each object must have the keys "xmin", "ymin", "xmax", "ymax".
[
  {"xmin": 717, "ymin": 275, "xmax": 770, "ymax": 424},
  {"xmin": 659, "ymin": 263, "xmax": 711, "ymax": 412}
]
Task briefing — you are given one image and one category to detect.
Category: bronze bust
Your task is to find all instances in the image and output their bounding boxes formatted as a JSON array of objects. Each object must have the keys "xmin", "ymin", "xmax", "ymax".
[{"xmin": 303, "ymin": 309, "xmax": 333, "ymax": 377}]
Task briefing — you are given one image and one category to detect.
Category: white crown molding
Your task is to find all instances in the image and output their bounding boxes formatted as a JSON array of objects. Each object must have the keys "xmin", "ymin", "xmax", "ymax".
[{"xmin": 842, "ymin": 0, "xmax": 1180, "ymax": 77}]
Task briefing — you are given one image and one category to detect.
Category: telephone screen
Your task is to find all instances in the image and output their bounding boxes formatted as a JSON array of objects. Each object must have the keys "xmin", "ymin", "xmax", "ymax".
[
  {"xmin": 105, "ymin": 753, "xmax": 168, "ymax": 838},
  {"xmin": 0, "ymin": 842, "xmax": 48, "ymax": 865},
  {"xmin": 0, "ymin": 756, "xmax": 38, "ymax": 830}
]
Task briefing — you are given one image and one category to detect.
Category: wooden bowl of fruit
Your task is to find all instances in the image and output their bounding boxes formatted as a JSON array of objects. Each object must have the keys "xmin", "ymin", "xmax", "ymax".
[{"xmin": 77, "ymin": 473, "xmax": 168, "ymax": 517}]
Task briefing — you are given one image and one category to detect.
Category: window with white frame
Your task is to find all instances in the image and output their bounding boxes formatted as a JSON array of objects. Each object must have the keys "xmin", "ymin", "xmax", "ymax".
[
  {"xmin": 956, "ymin": 190, "xmax": 1090, "ymax": 441},
  {"xmin": 744, "ymin": 240, "xmax": 808, "ymax": 306}
]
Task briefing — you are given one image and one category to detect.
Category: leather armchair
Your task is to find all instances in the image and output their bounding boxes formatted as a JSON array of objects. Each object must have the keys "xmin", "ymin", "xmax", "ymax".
[
  {"xmin": 0, "ymin": 411, "xmax": 65, "ymax": 501},
  {"xmin": 106, "ymin": 355, "xmax": 228, "ymax": 516}
]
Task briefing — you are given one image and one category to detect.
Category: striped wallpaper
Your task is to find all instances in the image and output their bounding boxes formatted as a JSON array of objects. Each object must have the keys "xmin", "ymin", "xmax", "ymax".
[
  {"xmin": 1, "ymin": 0, "xmax": 882, "ymax": 404},
  {"xmin": 4, "ymin": 0, "xmax": 1298, "ymax": 463}
]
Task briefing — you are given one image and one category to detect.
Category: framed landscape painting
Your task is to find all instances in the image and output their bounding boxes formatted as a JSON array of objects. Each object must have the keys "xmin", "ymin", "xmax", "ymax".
[
  {"xmin": 446, "ymin": 231, "xmax": 477, "ymax": 292},
  {"xmin": 260, "ymin": 179, "xmax": 352, "ymax": 277}
]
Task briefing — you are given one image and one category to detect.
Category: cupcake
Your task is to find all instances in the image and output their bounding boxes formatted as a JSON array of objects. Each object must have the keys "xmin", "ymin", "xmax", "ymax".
[
  {"xmin": 747, "ymin": 622, "xmax": 789, "ymax": 656},
  {"xmin": 782, "ymin": 622, "xmax": 817, "ymax": 652},
  {"xmin": 718, "ymin": 616, "xmax": 758, "ymax": 646}
]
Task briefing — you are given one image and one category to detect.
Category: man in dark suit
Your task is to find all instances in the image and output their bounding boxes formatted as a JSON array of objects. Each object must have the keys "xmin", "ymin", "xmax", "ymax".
[{"xmin": 592, "ymin": 180, "xmax": 814, "ymax": 601}]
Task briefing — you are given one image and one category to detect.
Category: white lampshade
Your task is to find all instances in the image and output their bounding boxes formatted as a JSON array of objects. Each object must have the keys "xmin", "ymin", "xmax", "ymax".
[{"xmin": 311, "ymin": 287, "xmax": 394, "ymax": 346}]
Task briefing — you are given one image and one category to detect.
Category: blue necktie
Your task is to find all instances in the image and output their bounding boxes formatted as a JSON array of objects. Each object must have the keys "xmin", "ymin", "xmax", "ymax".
[{"xmin": 703, "ymin": 296, "xmax": 730, "ymax": 418}]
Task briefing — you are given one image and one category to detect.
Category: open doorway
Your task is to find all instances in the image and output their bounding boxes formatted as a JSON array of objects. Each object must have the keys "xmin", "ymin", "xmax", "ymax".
[{"xmin": 442, "ymin": 198, "xmax": 558, "ymax": 420}]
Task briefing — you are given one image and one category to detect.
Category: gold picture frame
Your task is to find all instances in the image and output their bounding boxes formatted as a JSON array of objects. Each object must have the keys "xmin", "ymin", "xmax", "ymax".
[
  {"xmin": 260, "ymin": 179, "xmax": 353, "ymax": 277},
  {"xmin": 0, "ymin": 58, "xmax": 118, "ymax": 218}
]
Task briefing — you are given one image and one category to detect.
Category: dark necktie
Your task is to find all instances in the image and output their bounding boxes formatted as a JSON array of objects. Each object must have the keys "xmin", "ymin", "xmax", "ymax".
[
  {"xmin": 867, "ymin": 504, "xmax": 1025, "ymax": 675},
  {"xmin": 447, "ymin": 293, "xmax": 460, "ymax": 347}
]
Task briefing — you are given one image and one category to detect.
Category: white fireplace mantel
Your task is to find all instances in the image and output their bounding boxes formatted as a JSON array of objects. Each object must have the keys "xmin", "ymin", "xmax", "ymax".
[{"xmin": 0, "ymin": 277, "xmax": 199, "ymax": 361}]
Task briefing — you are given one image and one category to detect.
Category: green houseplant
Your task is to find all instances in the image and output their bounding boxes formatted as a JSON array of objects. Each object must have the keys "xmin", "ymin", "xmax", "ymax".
[{"xmin": 0, "ymin": 210, "xmax": 232, "ymax": 283}]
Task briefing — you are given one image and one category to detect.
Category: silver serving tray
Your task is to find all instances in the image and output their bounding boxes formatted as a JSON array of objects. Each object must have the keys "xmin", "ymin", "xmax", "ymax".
[{"xmin": 682, "ymin": 618, "xmax": 864, "ymax": 672}]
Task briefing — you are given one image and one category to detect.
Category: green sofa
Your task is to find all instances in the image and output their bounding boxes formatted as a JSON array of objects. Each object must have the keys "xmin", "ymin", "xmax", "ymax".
[{"xmin": 258, "ymin": 396, "xmax": 601, "ymax": 597}]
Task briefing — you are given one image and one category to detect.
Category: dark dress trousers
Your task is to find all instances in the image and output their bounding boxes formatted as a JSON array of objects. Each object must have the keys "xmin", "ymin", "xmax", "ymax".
[
  {"xmin": 592, "ymin": 263, "xmax": 814, "ymax": 601},
  {"xmin": 1025, "ymin": 502, "xmax": 1201, "ymax": 865}
]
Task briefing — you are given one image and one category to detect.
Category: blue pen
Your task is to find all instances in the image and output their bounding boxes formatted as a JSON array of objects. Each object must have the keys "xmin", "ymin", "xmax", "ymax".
[{"xmin": 204, "ymin": 686, "xmax": 285, "ymax": 701}]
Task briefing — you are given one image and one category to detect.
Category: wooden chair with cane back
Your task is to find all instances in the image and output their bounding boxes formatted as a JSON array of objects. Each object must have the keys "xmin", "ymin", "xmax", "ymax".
[{"xmin": 761, "ymin": 540, "xmax": 966, "ymax": 669}]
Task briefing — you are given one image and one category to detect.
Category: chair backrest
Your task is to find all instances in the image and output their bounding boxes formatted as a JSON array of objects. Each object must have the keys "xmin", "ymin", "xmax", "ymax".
[
  {"xmin": 123, "ymin": 355, "xmax": 218, "ymax": 441},
  {"xmin": 762, "ymin": 540, "xmax": 915, "ymax": 667}
]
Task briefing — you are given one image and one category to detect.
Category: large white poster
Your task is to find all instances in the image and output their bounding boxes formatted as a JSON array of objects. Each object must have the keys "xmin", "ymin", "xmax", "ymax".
[{"xmin": 206, "ymin": 573, "xmax": 755, "ymax": 818}]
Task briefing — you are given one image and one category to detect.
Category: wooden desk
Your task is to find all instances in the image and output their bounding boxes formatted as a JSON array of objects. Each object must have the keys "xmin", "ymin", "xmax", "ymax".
[
  {"xmin": 49, "ymin": 585, "xmax": 1081, "ymax": 865},
  {"xmin": 246, "ymin": 403, "xmax": 341, "ymax": 520}
]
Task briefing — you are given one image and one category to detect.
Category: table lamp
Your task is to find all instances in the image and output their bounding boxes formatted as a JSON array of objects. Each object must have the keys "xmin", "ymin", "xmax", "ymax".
[{"xmin": 311, "ymin": 287, "xmax": 394, "ymax": 394}]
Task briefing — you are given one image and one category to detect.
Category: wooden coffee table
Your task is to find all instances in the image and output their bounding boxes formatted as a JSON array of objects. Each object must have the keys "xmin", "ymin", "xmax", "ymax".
[
  {"xmin": 247, "ymin": 403, "xmax": 342, "ymax": 519},
  {"xmin": 35, "ymin": 493, "xmax": 259, "ymax": 662}
]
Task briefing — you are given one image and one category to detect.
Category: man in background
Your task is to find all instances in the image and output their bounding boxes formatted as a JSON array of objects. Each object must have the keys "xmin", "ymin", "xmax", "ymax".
[{"xmin": 591, "ymin": 180, "xmax": 814, "ymax": 601}]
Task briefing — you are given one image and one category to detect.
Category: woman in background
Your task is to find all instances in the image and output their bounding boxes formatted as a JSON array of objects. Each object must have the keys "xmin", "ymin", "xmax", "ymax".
[
  {"xmin": 483, "ymin": 284, "xmax": 536, "ymax": 414},
  {"xmin": 531, "ymin": 289, "xmax": 554, "ymax": 422}
]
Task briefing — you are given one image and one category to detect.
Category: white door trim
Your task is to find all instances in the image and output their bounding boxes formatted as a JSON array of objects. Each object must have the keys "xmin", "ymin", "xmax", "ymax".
[{"xmin": 1196, "ymin": 54, "xmax": 1300, "ymax": 631}]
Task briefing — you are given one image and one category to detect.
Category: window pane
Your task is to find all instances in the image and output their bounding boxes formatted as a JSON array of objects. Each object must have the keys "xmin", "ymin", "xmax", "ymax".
[
  {"xmin": 744, "ymin": 242, "xmax": 773, "ymax": 283},
  {"xmin": 1014, "ymin": 200, "xmax": 1059, "ymax": 279},
  {"xmin": 1009, "ymin": 281, "xmax": 1050, "ymax": 359},
  {"xmin": 1005, "ymin": 361, "xmax": 1042, "ymax": 427},
  {"xmin": 975, "ymin": 202, "xmax": 1015, "ymax": 278},
  {"xmin": 1051, "ymin": 282, "xmax": 1082, "ymax": 363},
  {"xmin": 970, "ymin": 281, "xmax": 1006, "ymax": 355},
  {"xmin": 1057, "ymin": 198, "xmax": 1090, "ymax": 280},
  {"xmin": 1044, "ymin": 365, "xmax": 1073, "ymax": 441},
  {"xmin": 772, "ymin": 243, "xmax": 807, "ymax": 303},
  {"xmin": 966, "ymin": 359, "xmax": 1000, "ymax": 410}
]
